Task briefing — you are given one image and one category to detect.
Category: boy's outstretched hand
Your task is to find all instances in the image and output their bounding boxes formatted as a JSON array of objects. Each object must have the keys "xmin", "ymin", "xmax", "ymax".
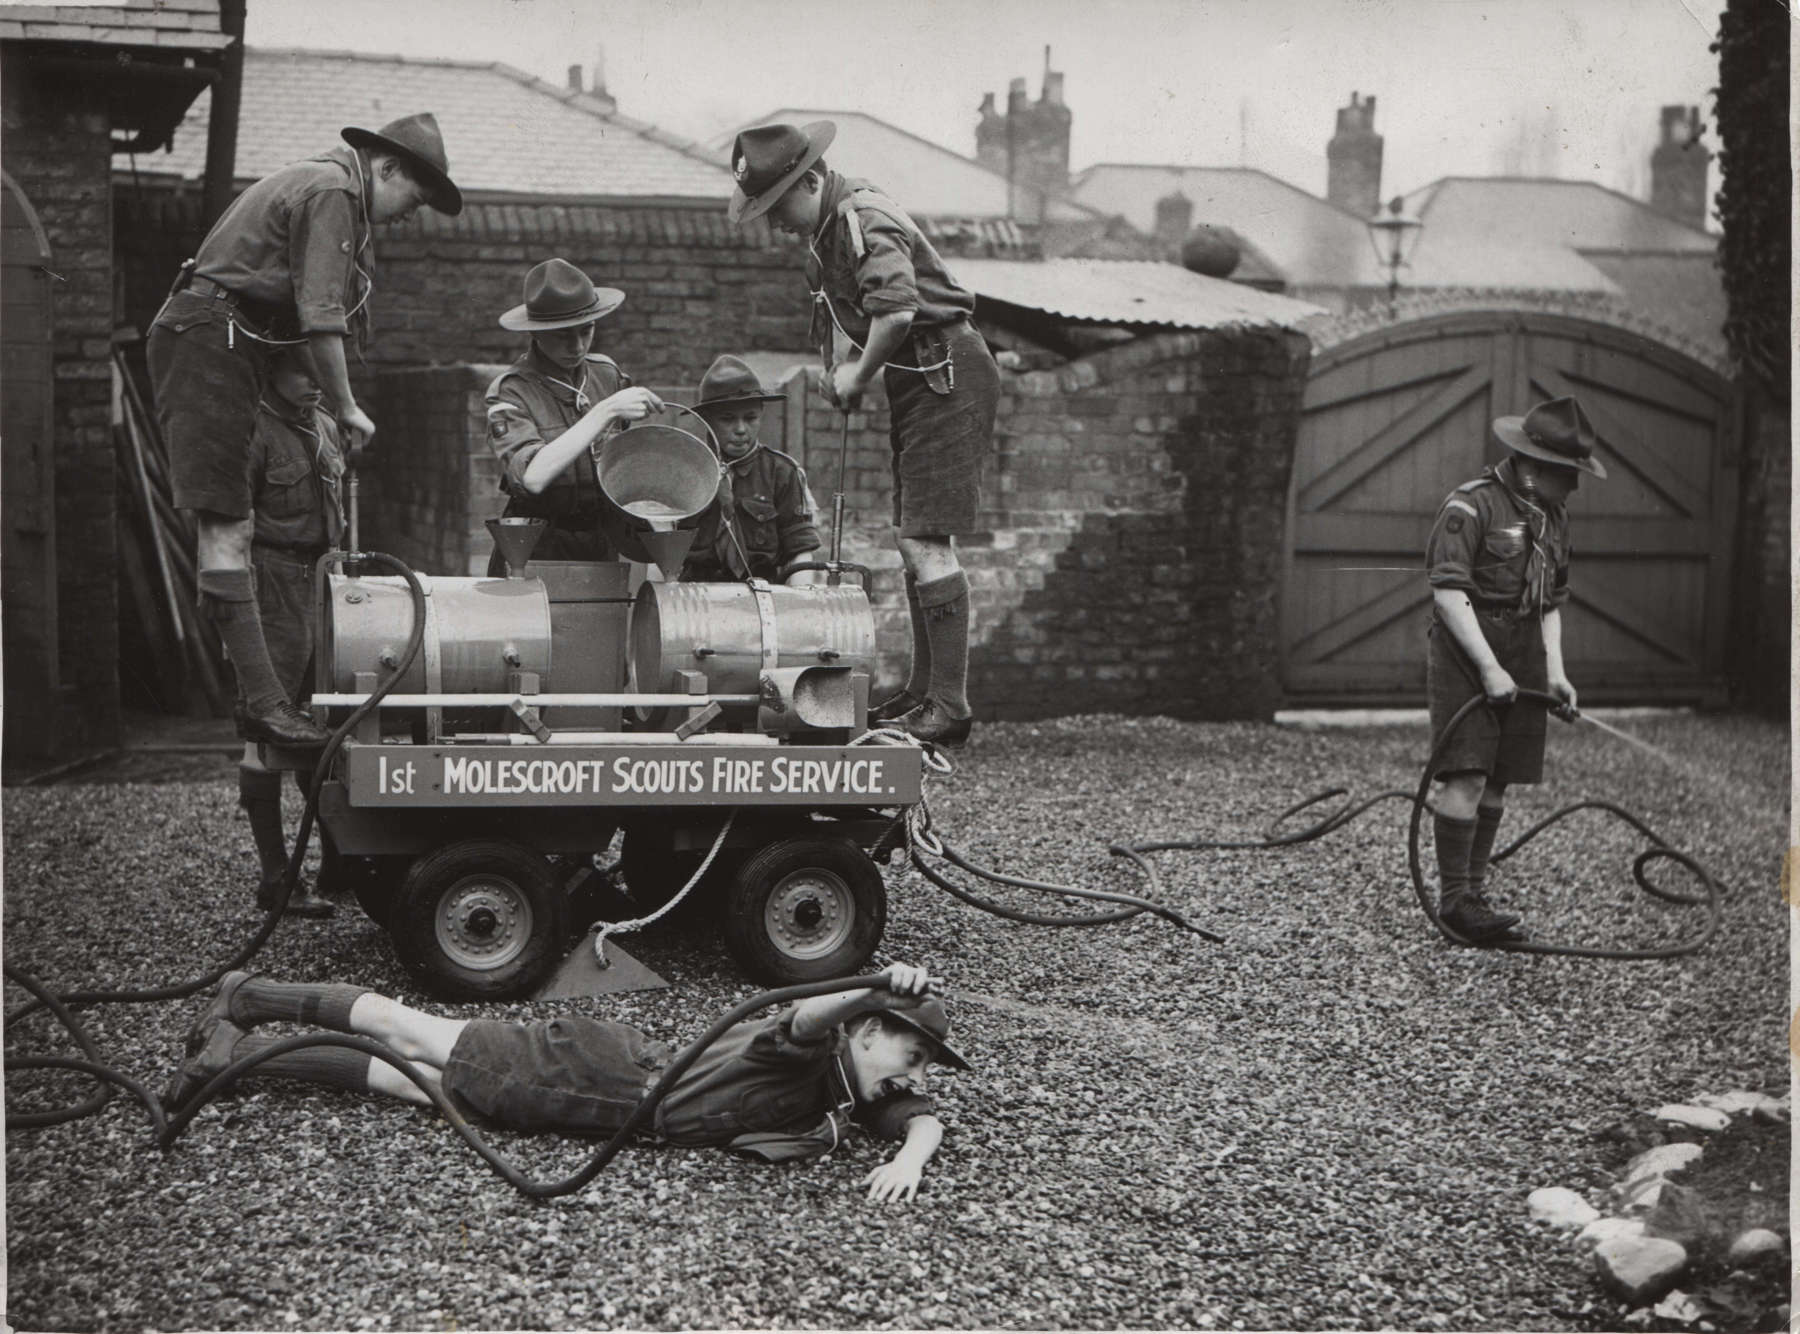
[{"xmin": 864, "ymin": 1157, "xmax": 925, "ymax": 1205}]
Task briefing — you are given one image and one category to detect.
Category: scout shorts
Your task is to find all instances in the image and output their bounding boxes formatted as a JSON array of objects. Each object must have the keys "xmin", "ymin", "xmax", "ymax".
[
  {"xmin": 442, "ymin": 1016, "xmax": 673, "ymax": 1136},
  {"xmin": 147, "ymin": 291, "xmax": 271, "ymax": 520},
  {"xmin": 1426, "ymin": 610, "xmax": 1549, "ymax": 784},
  {"xmin": 248, "ymin": 546, "xmax": 319, "ymax": 708},
  {"xmin": 883, "ymin": 321, "xmax": 998, "ymax": 538}
]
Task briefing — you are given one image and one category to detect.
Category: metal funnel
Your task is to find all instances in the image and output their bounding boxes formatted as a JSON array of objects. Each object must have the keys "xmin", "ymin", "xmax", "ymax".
[
  {"xmin": 486, "ymin": 516, "xmax": 548, "ymax": 578},
  {"xmin": 636, "ymin": 523, "xmax": 699, "ymax": 574}
]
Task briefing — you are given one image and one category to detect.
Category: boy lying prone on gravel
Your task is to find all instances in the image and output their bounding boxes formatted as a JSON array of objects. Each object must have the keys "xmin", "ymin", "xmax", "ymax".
[{"xmin": 164, "ymin": 964, "xmax": 965, "ymax": 1203}]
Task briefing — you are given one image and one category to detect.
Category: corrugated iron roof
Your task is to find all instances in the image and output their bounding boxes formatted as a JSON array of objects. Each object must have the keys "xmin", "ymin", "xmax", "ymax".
[
  {"xmin": 128, "ymin": 48, "xmax": 730, "ymax": 198},
  {"xmin": 956, "ymin": 258, "xmax": 1323, "ymax": 330},
  {"xmin": 708, "ymin": 109, "xmax": 1100, "ymax": 223}
]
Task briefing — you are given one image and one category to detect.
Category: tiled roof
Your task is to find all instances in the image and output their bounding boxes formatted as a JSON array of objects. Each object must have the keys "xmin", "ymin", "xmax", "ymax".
[
  {"xmin": 129, "ymin": 48, "xmax": 731, "ymax": 198},
  {"xmin": 955, "ymin": 258, "xmax": 1324, "ymax": 330},
  {"xmin": 1399, "ymin": 236, "xmax": 1619, "ymax": 294},
  {"xmin": 1400, "ymin": 177, "xmax": 1717, "ymax": 253},
  {"xmin": 1068, "ymin": 164, "xmax": 1377, "ymax": 287},
  {"xmin": 0, "ymin": 0, "xmax": 230, "ymax": 48},
  {"xmin": 708, "ymin": 109, "xmax": 1100, "ymax": 223}
]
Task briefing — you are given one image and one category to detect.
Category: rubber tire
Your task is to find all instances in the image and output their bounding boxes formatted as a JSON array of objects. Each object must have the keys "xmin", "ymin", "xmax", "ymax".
[
  {"xmin": 722, "ymin": 836, "xmax": 886, "ymax": 986},
  {"xmin": 390, "ymin": 839, "xmax": 566, "ymax": 1001},
  {"xmin": 615, "ymin": 821, "xmax": 741, "ymax": 925}
]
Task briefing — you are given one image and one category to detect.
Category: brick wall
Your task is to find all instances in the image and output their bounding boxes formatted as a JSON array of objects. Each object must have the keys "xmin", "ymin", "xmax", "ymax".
[
  {"xmin": 115, "ymin": 190, "xmax": 814, "ymax": 391},
  {"xmin": 3, "ymin": 49, "xmax": 120, "ymax": 751},
  {"xmin": 371, "ymin": 325, "xmax": 1312, "ymax": 723},
  {"xmin": 796, "ymin": 328, "xmax": 1312, "ymax": 720},
  {"xmin": 366, "ymin": 365, "xmax": 508, "ymax": 576}
]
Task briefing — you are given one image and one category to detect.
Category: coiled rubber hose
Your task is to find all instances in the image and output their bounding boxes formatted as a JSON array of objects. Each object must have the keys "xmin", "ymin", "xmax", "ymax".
[
  {"xmin": 906, "ymin": 691, "xmax": 1720, "ymax": 961},
  {"xmin": 1403, "ymin": 690, "xmax": 1721, "ymax": 959},
  {"xmin": 4, "ymin": 551, "xmax": 428, "ymax": 1129}
]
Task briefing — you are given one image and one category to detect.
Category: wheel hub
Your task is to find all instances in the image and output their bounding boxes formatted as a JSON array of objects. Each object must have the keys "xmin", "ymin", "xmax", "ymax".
[
  {"xmin": 437, "ymin": 875, "xmax": 532, "ymax": 970},
  {"xmin": 764, "ymin": 870, "xmax": 853, "ymax": 959}
]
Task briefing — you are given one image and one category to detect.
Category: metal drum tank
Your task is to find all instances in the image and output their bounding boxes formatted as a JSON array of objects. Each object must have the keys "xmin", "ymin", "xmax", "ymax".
[
  {"xmin": 631, "ymin": 580, "xmax": 877, "ymax": 697},
  {"xmin": 325, "ymin": 573, "xmax": 552, "ymax": 694}
]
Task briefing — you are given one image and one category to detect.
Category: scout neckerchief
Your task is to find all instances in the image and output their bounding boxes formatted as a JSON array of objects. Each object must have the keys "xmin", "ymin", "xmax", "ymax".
[{"xmin": 1491, "ymin": 458, "xmax": 1556, "ymax": 616}]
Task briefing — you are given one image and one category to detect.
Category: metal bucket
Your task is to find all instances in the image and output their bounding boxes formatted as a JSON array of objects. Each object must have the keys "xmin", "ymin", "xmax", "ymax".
[
  {"xmin": 631, "ymin": 580, "xmax": 877, "ymax": 697},
  {"xmin": 596, "ymin": 421, "xmax": 723, "ymax": 568},
  {"xmin": 326, "ymin": 573, "xmax": 552, "ymax": 695}
]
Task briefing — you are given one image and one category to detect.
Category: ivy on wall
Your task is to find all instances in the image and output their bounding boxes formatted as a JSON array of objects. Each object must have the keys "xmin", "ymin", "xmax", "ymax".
[{"xmin": 1711, "ymin": 0, "xmax": 1790, "ymax": 397}]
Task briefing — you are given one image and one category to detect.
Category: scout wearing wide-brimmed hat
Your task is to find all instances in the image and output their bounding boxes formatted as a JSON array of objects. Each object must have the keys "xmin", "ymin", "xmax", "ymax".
[
  {"xmin": 144, "ymin": 111, "xmax": 461, "ymax": 922},
  {"xmin": 1423, "ymin": 395, "xmax": 1605, "ymax": 944},
  {"xmin": 482, "ymin": 258, "xmax": 663, "ymax": 571},
  {"xmin": 679, "ymin": 354, "xmax": 820, "ymax": 584},
  {"xmin": 145, "ymin": 111, "xmax": 463, "ymax": 755},
  {"xmin": 725, "ymin": 121, "xmax": 1002, "ymax": 749}
]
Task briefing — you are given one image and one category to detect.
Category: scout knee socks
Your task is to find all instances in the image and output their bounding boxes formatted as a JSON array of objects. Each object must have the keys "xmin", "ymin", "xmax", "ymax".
[
  {"xmin": 1468, "ymin": 802, "xmax": 1506, "ymax": 894},
  {"xmin": 238, "ymin": 766, "xmax": 288, "ymax": 881},
  {"xmin": 230, "ymin": 1032, "xmax": 373, "ymax": 1093},
  {"xmin": 902, "ymin": 573, "xmax": 932, "ymax": 701},
  {"xmin": 198, "ymin": 567, "xmax": 287, "ymax": 715},
  {"xmin": 916, "ymin": 571, "xmax": 971, "ymax": 718},
  {"xmin": 231, "ymin": 978, "xmax": 370, "ymax": 1031},
  {"xmin": 1433, "ymin": 812, "xmax": 1477, "ymax": 907}
]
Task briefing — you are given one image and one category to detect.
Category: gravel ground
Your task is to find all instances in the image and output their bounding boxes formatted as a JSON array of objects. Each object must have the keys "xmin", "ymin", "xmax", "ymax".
[{"xmin": 4, "ymin": 710, "xmax": 1787, "ymax": 1331}]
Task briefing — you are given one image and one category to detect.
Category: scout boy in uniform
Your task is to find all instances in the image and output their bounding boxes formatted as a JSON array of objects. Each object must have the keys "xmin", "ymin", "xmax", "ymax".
[
  {"xmin": 1425, "ymin": 396, "xmax": 1604, "ymax": 942},
  {"xmin": 148, "ymin": 114, "xmax": 462, "ymax": 747},
  {"xmin": 166, "ymin": 963, "xmax": 965, "ymax": 1205},
  {"xmin": 235, "ymin": 350, "xmax": 347, "ymax": 918},
  {"xmin": 484, "ymin": 258, "xmax": 664, "ymax": 572},
  {"xmin": 726, "ymin": 121, "xmax": 1000, "ymax": 749},
  {"xmin": 679, "ymin": 354, "xmax": 821, "ymax": 583}
]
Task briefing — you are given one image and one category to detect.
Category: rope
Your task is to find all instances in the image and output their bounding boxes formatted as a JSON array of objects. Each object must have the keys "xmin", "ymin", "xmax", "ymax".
[{"xmin": 590, "ymin": 811, "xmax": 737, "ymax": 966}]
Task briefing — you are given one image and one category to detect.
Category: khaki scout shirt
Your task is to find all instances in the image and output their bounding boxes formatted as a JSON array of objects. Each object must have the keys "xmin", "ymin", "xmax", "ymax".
[
  {"xmin": 485, "ymin": 348, "xmax": 630, "ymax": 519},
  {"xmin": 248, "ymin": 399, "xmax": 345, "ymax": 550},
  {"xmin": 682, "ymin": 445, "xmax": 820, "ymax": 581},
  {"xmin": 654, "ymin": 1007, "xmax": 933, "ymax": 1155},
  {"xmin": 193, "ymin": 147, "xmax": 371, "ymax": 341},
  {"xmin": 1426, "ymin": 460, "xmax": 1571, "ymax": 616},
  {"xmin": 806, "ymin": 171, "xmax": 977, "ymax": 365}
]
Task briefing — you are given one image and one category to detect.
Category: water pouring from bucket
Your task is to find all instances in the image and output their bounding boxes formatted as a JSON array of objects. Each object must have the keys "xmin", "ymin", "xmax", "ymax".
[{"xmin": 595, "ymin": 419, "xmax": 726, "ymax": 574}]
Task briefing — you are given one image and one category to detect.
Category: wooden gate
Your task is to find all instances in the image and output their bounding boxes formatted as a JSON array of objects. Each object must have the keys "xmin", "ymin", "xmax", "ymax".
[
  {"xmin": 1281, "ymin": 311, "xmax": 1737, "ymax": 703},
  {"xmin": 3, "ymin": 171, "xmax": 61, "ymax": 762}
]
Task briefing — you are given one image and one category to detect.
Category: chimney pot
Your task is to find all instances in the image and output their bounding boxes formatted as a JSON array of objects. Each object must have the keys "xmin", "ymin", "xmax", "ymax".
[{"xmin": 567, "ymin": 64, "xmax": 583, "ymax": 93}]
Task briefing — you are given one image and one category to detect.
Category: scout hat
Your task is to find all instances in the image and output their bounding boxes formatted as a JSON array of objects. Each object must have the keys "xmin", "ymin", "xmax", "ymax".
[
  {"xmin": 727, "ymin": 120, "xmax": 838, "ymax": 225},
  {"xmin": 498, "ymin": 259, "xmax": 626, "ymax": 332},
  {"xmin": 694, "ymin": 354, "xmax": 786, "ymax": 413},
  {"xmin": 883, "ymin": 997, "xmax": 971, "ymax": 1071},
  {"xmin": 340, "ymin": 112, "xmax": 464, "ymax": 216},
  {"xmin": 1492, "ymin": 396, "xmax": 1607, "ymax": 479}
]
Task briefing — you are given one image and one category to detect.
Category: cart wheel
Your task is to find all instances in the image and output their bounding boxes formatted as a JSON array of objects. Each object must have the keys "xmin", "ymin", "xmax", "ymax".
[
  {"xmin": 615, "ymin": 823, "xmax": 739, "ymax": 923},
  {"xmin": 391, "ymin": 840, "xmax": 566, "ymax": 1000},
  {"xmin": 318, "ymin": 830, "xmax": 407, "ymax": 926},
  {"xmin": 722, "ymin": 836, "xmax": 886, "ymax": 985}
]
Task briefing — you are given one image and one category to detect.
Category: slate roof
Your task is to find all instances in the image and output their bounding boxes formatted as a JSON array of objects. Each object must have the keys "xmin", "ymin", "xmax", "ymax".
[
  {"xmin": 1400, "ymin": 177, "xmax": 1717, "ymax": 253},
  {"xmin": 954, "ymin": 258, "xmax": 1324, "ymax": 330},
  {"xmin": 1068, "ymin": 164, "xmax": 1378, "ymax": 288},
  {"xmin": 130, "ymin": 48, "xmax": 731, "ymax": 198},
  {"xmin": 708, "ymin": 109, "xmax": 1101, "ymax": 223},
  {"xmin": 1578, "ymin": 249, "xmax": 1728, "ymax": 354},
  {"xmin": 0, "ymin": 0, "xmax": 231, "ymax": 49}
]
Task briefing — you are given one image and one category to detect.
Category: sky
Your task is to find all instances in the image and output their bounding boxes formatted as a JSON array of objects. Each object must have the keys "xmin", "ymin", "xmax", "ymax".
[{"xmin": 248, "ymin": 0, "xmax": 1727, "ymax": 206}]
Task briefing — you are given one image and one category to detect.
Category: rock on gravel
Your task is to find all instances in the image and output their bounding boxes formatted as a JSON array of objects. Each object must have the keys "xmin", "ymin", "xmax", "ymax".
[{"xmin": 1593, "ymin": 1235, "xmax": 1689, "ymax": 1303}]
